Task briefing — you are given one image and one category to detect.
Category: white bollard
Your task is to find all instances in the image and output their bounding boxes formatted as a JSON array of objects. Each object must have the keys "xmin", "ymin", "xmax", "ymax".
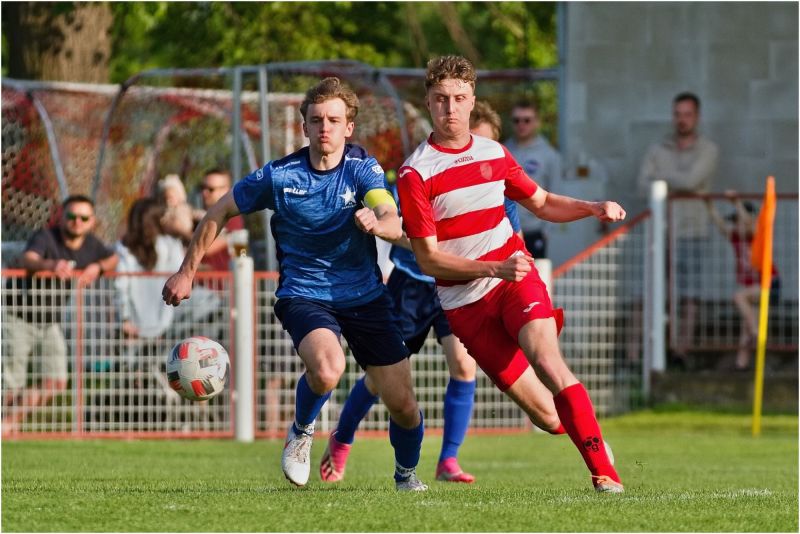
[
  {"xmin": 648, "ymin": 181, "xmax": 668, "ymax": 373},
  {"xmin": 233, "ymin": 255, "xmax": 255, "ymax": 442}
]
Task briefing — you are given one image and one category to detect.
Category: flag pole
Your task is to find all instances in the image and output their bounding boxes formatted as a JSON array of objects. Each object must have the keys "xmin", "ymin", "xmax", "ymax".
[{"xmin": 752, "ymin": 176, "xmax": 776, "ymax": 437}]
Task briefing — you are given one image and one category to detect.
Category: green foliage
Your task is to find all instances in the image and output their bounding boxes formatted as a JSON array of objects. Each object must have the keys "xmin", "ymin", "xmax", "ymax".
[
  {"xmin": 2, "ymin": 411, "xmax": 797, "ymax": 532},
  {"xmin": 105, "ymin": 2, "xmax": 558, "ymax": 83}
]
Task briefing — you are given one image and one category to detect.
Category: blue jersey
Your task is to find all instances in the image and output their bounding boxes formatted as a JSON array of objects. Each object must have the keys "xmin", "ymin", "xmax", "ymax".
[
  {"xmin": 389, "ymin": 188, "xmax": 523, "ymax": 283},
  {"xmin": 233, "ymin": 144, "xmax": 388, "ymax": 307}
]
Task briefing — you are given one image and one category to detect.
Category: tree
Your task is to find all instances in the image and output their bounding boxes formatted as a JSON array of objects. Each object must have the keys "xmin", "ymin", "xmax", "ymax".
[
  {"xmin": 106, "ymin": 2, "xmax": 557, "ymax": 82},
  {"xmin": 3, "ymin": 2, "xmax": 113, "ymax": 82}
]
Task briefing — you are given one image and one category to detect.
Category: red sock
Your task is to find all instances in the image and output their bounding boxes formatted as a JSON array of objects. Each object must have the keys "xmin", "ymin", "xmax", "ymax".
[
  {"xmin": 553, "ymin": 383, "xmax": 620, "ymax": 483},
  {"xmin": 547, "ymin": 423, "xmax": 566, "ymax": 435}
]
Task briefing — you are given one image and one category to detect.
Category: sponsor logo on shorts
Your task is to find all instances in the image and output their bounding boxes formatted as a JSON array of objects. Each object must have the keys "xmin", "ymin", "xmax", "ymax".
[{"xmin": 523, "ymin": 301, "xmax": 541, "ymax": 313}]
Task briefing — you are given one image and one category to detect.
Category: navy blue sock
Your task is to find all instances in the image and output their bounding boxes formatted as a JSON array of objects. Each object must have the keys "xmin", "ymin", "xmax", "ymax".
[
  {"xmin": 439, "ymin": 378, "xmax": 476, "ymax": 462},
  {"xmin": 390, "ymin": 413, "xmax": 424, "ymax": 480},
  {"xmin": 335, "ymin": 376, "xmax": 379, "ymax": 445},
  {"xmin": 293, "ymin": 373, "xmax": 331, "ymax": 433}
]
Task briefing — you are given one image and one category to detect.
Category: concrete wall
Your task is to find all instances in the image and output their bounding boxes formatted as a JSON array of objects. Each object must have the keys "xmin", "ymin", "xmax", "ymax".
[{"xmin": 562, "ymin": 1, "xmax": 798, "ymax": 223}]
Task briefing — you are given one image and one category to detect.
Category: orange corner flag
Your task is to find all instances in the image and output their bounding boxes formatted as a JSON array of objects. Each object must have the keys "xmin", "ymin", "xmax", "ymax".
[
  {"xmin": 751, "ymin": 176, "xmax": 776, "ymax": 437},
  {"xmin": 750, "ymin": 176, "xmax": 776, "ymax": 282}
]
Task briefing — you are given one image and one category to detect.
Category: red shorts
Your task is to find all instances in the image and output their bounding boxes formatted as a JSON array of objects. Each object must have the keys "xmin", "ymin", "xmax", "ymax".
[{"xmin": 444, "ymin": 268, "xmax": 563, "ymax": 391}]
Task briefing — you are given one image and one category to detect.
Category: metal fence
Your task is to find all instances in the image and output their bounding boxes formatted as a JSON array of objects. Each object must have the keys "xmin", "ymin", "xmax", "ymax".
[{"xmin": 2, "ymin": 214, "xmax": 652, "ymax": 439}]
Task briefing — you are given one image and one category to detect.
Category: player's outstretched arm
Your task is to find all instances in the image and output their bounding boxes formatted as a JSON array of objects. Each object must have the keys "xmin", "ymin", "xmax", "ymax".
[
  {"xmin": 519, "ymin": 187, "xmax": 626, "ymax": 224},
  {"xmin": 410, "ymin": 236, "xmax": 533, "ymax": 282},
  {"xmin": 162, "ymin": 191, "xmax": 240, "ymax": 306}
]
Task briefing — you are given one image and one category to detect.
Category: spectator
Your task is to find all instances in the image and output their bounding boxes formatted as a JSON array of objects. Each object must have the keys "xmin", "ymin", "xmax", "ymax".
[
  {"xmin": 115, "ymin": 196, "xmax": 221, "ymax": 425},
  {"xmin": 706, "ymin": 193, "xmax": 780, "ymax": 370},
  {"xmin": 115, "ymin": 198, "xmax": 186, "ymax": 343},
  {"xmin": 198, "ymin": 169, "xmax": 246, "ymax": 271},
  {"xmin": 2, "ymin": 195, "xmax": 118, "ymax": 432},
  {"xmin": 638, "ymin": 92, "xmax": 719, "ymax": 365},
  {"xmin": 157, "ymin": 174, "xmax": 197, "ymax": 246},
  {"xmin": 504, "ymin": 99, "xmax": 562, "ymax": 258}
]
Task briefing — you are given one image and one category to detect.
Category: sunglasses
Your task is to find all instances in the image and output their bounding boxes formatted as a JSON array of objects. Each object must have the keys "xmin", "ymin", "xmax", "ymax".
[
  {"xmin": 66, "ymin": 212, "xmax": 92, "ymax": 222},
  {"xmin": 512, "ymin": 117, "xmax": 533, "ymax": 124}
]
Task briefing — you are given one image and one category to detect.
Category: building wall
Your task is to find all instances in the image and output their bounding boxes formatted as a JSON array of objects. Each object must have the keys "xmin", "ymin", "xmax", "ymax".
[{"xmin": 562, "ymin": 1, "xmax": 797, "ymax": 222}]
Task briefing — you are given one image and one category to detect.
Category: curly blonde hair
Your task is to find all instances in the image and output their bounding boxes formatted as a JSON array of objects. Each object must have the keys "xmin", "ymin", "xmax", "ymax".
[
  {"xmin": 425, "ymin": 55, "xmax": 476, "ymax": 91},
  {"xmin": 300, "ymin": 77, "xmax": 359, "ymax": 122}
]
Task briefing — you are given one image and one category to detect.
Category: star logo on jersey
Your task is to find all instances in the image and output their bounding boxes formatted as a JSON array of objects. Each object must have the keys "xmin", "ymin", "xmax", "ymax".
[{"xmin": 339, "ymin": 187, "xmax": 357, "ymax": 208}]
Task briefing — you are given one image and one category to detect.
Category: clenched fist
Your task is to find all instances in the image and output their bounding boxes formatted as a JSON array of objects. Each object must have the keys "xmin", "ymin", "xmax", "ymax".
[{"xmin": 593, "ymin": 201, "xmax": 626, "ymax": 222}]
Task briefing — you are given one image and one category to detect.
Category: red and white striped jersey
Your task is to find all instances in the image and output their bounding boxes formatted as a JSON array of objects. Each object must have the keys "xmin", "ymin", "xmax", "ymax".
[{"xmin": 397, "ymin": 134, "xmax": 539, "ymax": 310}]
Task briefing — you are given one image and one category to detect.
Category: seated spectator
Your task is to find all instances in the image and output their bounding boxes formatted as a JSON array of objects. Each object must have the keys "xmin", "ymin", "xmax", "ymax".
[
  {"xmin": 706, "ymin": 192, "xmax": 780, "ymax": 370},
  {"xmin": 197, "ymin": 168, "xmax": 246, "ymax": 272},
  {"xmin": 116, "ymin": 198, "xmax": 187, "ymax": 343},
  {"xmin": 157, "ymin": 174, "xmax": 198, "ymax": 246}
]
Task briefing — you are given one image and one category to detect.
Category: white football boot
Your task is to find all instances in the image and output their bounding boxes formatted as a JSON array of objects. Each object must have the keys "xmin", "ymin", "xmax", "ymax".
[{"xmin": 282, "ymin": 425, "xmax": 313, "ymax": 487}]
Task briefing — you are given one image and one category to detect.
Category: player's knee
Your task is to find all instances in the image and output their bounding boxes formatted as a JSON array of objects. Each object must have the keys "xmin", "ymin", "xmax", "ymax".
[
  {"xmin": 448, "ymin": 357, "xmax": 476, "ymax": 381},
  {"xmin": 307, "ymin": 362, "xmax": 344, "ymax": 392}
]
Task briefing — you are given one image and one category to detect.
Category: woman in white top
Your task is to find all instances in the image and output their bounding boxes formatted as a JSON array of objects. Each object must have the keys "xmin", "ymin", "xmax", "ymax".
[{"xmin": 116, "ymin": 197, "xmax": 187, "ymax": 340}]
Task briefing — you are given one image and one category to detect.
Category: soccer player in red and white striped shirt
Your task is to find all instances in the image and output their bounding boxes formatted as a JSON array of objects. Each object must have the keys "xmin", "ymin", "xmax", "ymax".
[{"xmin": 396, "ymin": 55, "xmax": 626, "ymax": 493}]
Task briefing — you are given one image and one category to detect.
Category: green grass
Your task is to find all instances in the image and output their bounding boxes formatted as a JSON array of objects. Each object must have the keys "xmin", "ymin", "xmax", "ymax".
[{"xmin": 2, "ymin": 410, "xmax": 797, "ymax": 532}]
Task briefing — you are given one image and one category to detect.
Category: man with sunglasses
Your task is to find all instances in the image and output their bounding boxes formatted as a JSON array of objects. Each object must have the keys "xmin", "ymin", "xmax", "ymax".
[
  {"xmin": 3, "ymin": 195, "xmax": 118, "ymax": 433},
  {"xmin": 505, "ymin": 100, "xmax": 562, "ymax": 259},
  {"xmin": 198, "ymin": 168, "xmax": 245, "ymax": 272}
]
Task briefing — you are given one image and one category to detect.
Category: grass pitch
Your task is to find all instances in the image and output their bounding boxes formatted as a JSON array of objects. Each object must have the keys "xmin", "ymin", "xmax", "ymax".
[{"xmin": 2, "ymin": 409, "xmax": 797, "ymax": 532}]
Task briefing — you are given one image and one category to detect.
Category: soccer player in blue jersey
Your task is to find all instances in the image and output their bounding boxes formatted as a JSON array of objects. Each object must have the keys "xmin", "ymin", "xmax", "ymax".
[
  {"xmin": 162, "ymin": 77, "xmax": 427, "ymax": 491},
  {"xmin": 320, "ymin": 101, "xmax": 552, "ymax": 485}
]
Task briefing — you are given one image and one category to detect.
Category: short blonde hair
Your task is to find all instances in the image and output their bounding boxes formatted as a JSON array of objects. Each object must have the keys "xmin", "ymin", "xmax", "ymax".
[
  {"xmin": 425, "ymin": 55, "xmax": 476, "ymax": 91},
  {"xmin": 300, "ymin": 77, "xmax": 359, "ymax": 122},
  {"xmin": 470, "ymin": 101, "xmax": 502, "ymax": 141},
  {"xmin": 157, "ymin": 174, "xmax": 187, "ymax": 203}
]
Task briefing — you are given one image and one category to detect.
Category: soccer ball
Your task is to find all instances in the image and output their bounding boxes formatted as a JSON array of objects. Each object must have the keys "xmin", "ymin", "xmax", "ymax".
[{"xmin": 166, "ymin": 336, "xmax": 229, "ymax": 401}]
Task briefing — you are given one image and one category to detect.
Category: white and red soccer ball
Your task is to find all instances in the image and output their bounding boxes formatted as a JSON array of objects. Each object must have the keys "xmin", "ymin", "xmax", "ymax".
[{"xmin": 166, "ymin": 336, "xmax": 229, "ymax": 401}]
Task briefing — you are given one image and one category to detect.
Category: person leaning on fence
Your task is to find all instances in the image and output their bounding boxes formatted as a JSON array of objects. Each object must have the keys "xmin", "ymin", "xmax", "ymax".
[
  {"xmin": 638, "ymin": 92, "xmax": 719, "ymax": 367},
  {"xmin": 162, "ymin": 77, "xmax": 428, "ymax": 491},
  {"xmin": 705, "ymin": 192, "xmax": 781, "ymax": 371},
  {"xmin": 395, "ymin": 55, "xmax": 625, "ymax": 493},
  {"xmin": 2, "ymin": 195, "xmax": 118, "ymax": 433}
]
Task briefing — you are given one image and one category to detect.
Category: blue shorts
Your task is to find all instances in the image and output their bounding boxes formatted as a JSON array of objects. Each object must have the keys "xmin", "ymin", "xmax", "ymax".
[
  {"xmin": 387, "ymin": 268, "xmax": 452, "ymax": 355},
  {"xmin": 273, "ymin": 291, "xmax": 410, "ymax": 369}
]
